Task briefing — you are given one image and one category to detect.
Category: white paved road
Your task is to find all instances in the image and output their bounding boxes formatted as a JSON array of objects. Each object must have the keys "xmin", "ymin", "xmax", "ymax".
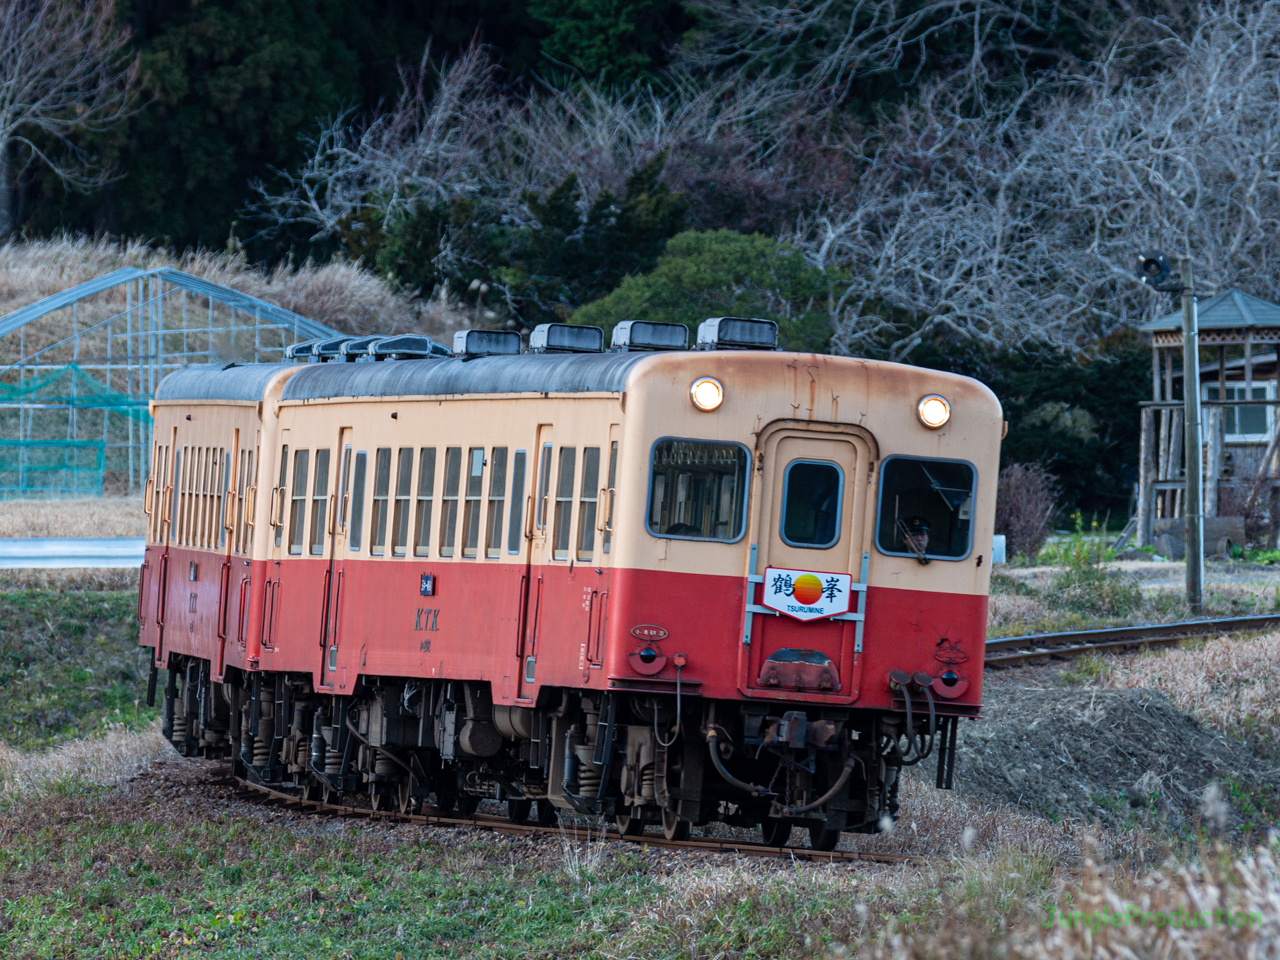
[{"xmin": 0, "ymin": 537, "xmax": 145, "ymax": 568}]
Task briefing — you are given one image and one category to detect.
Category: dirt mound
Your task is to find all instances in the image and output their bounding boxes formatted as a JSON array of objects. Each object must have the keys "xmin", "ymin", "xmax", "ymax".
[{"xmin": 934, "ymin": 684, "xmax": 1274, "ymax": 830}]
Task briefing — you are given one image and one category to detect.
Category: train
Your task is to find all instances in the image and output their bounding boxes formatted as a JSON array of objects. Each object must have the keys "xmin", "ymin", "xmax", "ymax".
[{"xmin": 136, "ymin": 317, "xmax": 1001, "ymax": 850}]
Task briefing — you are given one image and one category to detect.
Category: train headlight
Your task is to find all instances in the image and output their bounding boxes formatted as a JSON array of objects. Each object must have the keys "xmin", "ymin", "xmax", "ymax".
[
  {"xmin": 690, "ymin": 377, "xmax": 724, "ymax": 411},
  {"xmin": 917, "ymin": 394, "xmax": 950, "ymax": 429}
]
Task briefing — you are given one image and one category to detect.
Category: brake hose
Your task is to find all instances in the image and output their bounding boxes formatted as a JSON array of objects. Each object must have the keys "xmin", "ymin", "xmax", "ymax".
[
  {"xmin": 706, "ymin": 728, "xmax": 773, "ymax": 797},
  {"xmin": 777, "ymin": 754, "xmax": 864, "ymax": 816}
]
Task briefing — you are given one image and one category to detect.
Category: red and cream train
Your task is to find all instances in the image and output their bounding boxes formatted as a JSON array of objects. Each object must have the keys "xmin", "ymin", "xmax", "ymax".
[{"xmin": 137, "ymin": 318, "xmax": 1001, "ymax": 849}]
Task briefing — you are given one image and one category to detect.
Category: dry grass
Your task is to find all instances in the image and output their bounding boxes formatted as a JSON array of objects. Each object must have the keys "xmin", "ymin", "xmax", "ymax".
[
  {"xmin": 0, "ymin": 567, "xmax": 137, "ymax": 591},
  {"xmin": 0, "ymin": 496, "xmax": 144, "ymax": 538},
  {"xmin": 0, "ymin": 235, "xmax": 473, "ymax": 361},
  {"xmin": 862, "ymin": 845, "xmax": 1280, "ymax": 959},
  {"xmin": 1098, "ymin": 633, "xmax": 1280, "ymax": 759},
  {"xmin": 0, "ymin": 721, "xmax": 165, "ymax": 802}
]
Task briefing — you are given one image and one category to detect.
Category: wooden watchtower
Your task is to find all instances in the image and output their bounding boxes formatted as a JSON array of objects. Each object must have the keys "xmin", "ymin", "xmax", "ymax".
[{"xmin": 1136, "ymin": 289, "xmax": 1280, "ymax": 547}]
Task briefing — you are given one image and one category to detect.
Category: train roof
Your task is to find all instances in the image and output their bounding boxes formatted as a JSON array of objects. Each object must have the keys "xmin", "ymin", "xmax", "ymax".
[
  {"xmin": 154, "ymin": 363, "xmax": 299, "ymax": 402},
  {"xmin": 278, "ymin": 353, "xmax": 650, "ymax": 400}
]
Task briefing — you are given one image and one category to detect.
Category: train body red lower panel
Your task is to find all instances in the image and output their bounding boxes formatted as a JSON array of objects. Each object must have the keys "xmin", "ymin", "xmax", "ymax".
[{"xmin": 140, "ymin": 551, "xmax": 985, "ymax": 713}]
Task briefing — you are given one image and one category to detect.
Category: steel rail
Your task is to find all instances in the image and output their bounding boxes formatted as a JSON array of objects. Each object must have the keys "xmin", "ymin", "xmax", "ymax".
[
  {"xmin": 985, "ymin": 613, "xmax": 1280, "ymax": 666},
  {"xmin": 227, "ymin": 777, "xmax": 916, "ymax": 865}
]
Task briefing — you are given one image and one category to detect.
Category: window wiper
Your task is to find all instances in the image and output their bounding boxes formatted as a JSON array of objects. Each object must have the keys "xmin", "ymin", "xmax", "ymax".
[{"xmin": 896, "ymin": 518, "xmax": 930, "ymax": 565}]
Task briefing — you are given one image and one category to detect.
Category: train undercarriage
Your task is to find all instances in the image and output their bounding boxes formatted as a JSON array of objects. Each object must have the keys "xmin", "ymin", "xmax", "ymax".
[{"xmin": 155, "ymin": 653, "xmax": 958, "ymax": 850}]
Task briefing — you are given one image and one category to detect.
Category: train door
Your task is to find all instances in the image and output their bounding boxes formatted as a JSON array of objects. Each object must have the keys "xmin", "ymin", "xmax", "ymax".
[
  {"xmin": 515, "ymin": 424, "xmax": 554, "ymax": 700},
  {"xmin": 320, "ymin": 429, "xmax": 354, "ymax": 684},
  {"xmin": 142, "ymin": 430, "xmax": 177, "ymax": 667},
  {"xmin": 741, "ymin": 422, "xmax": 875, "ymax": 703}
]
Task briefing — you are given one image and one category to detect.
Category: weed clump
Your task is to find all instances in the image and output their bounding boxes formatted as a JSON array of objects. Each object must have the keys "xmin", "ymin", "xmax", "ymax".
[{"xmin": 1045, "ymin": 515, "xmax": 1142, "ymax": 617}]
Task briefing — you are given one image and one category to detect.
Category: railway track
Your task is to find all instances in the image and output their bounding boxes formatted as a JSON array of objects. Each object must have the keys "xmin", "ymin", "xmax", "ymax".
[
  {"xmin": 227, "ymin": 777, "xmax": 916, "ymax": 866},
  {"xmin": 985, "ymin": 612, "xmax": 1280, "ymax": 666}
]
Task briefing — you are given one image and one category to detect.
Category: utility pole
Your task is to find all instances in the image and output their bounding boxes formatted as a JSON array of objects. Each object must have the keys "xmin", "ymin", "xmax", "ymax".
[{"xmin": 1180, "ymin": 258, "xmax": 1204, "ymax": 613}]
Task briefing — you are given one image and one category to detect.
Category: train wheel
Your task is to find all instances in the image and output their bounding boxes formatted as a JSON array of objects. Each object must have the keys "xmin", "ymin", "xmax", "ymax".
[
  {"xmin": 453, "ymin": 794, "xmax": 479, "ymax": 818},
  {"xmin": 370, "ymin": 787, "xmax": 387, "ymax": 812},
  {"xmin": 302, "ymin": 781, "xmax": 323, "ymax": 802},
  {"xmin": 760, "ymin": 817, "xmax": 793, "ymax": 847},
  {"xmin": 507, "ymin": 798, "xmax": 533, "ymax": 823},
  {"xmin": 808, "ymin": 823, "xmax": 841, "ymax": 852},
  {"xmin": 398, "ymin": 781, "xmax": 417, "ymax": 815},
  {"xmin": 322, "ymin": 785, "xmax": 339, "ymax": 805},
  {"xmin": 661, "ymin": 808, "xmax": 691, "ymax": 842},
  {"xmin": 615, "ymin": 809, "xmax": 644, "ymax": 836},
  {"xmin": 534, "ymin": 800, "xmax": 559, "ymax": 826}
]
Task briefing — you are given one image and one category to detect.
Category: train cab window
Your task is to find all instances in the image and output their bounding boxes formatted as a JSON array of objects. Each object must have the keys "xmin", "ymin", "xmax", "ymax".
[
  {"xmin": 414, "ymin": 448, "xmax": 436, "ymax": 557},
  {"xmin": 288, "ymin": 450, "xmax": 310, "ymax": 555},
  {"xmin": 439, "ymin": 447, "xmax": 462, "ymax": 557},
  {"xmin": 274, "ymin": 446, "xmax": 287, "ymax": 548},
  {"xmin": 310, "ymin": 449, "xmax": 331, "ymax": 555},
  {"xmin": 507, "ymin": 450, "xmax": 527, "ymax": 555},
  {"xmin": 461, "ymin": 447, "xmax": 486, "ymax": 558},
  {"xmin": 781, "ymin": 460, "xmax": 843, "ymax": 548},
  {"xmin": 603, "ymin": 441, "xmax": 618, "ymax": 554},
  {"xmin": 647, "ymin": 439, "xmax": 749, "ymax": 542},
  {"xmin": 392, "ymin": 447, "xmax": 413, "ymax": 556},
  {"xmin": 875, "ymin": 456, "xmax": 976, "ymax": 560},
  {"xmin": 553, "ymin": 447, "xmax": 577, "ymax": 560},
  {"xmin": 370, "ymin": 448, "xmax": 392, "ymax": 555},
  {"xmin": 486, "ymin": 447, "xmax": 508, "ymax": 559},
  {"xmin": 577, "ymin": 446, "xmax": 600, "ymax": 561},
  {"xmin": 349, "ymin": 451, "xmax": 367, "ymax": 551}
]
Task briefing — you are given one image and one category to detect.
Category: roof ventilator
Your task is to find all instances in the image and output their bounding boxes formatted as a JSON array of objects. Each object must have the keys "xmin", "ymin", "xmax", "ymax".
[
  {"xmin": 366, "ymin": 335, "xmax": 451, "ymax": 361},
  {"xmin": 284, "ymin": 339, "xmax": 322, "ymax": 361},
  {"xmin": 453, "ymin": 329, "xmax": 522, "ymax": 358},
  {"xmin": 310, "ymin": 336, "xmax": 358, "ymax": 362},
  {"xmin": 337, "ymin": 335, "xmax": 384, "ymax": 361},
  {"xmin": 695, "ymin": 317, "xmax": 779, "ymax": 351},
  {"xmin": 611, "ymin": 320, "xmax": 688, "ymax": 352},
  {"xmin": 529, "ymin": 322, "xmax": 605, "ymax": 354}
]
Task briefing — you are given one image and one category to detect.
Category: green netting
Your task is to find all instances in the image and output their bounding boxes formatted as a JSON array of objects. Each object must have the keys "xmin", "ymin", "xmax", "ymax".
[
  {"xmin": 0, "ymin": 364, "xmax": 152, "ymax": 418},
  {"xmin": 0, "ymin": 439, "xmax": 105, "ymax": 498}
]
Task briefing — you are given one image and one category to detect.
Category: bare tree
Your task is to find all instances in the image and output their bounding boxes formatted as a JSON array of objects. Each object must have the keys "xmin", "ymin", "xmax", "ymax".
[{"xmin": 0, "ymin": 0, "xmax": 139, "ymax": 234}]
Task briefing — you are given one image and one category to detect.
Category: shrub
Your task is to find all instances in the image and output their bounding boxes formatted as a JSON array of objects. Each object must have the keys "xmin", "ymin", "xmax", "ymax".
[{"xmin": 995, "ymin": 462, "xmax": 1057, "ymax": 561}]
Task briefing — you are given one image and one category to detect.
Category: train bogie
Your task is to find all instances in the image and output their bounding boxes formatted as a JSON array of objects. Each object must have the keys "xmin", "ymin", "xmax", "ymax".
[{"xmin": 138, "ymin": 335, "xmax": 1000, "ymax": 843}]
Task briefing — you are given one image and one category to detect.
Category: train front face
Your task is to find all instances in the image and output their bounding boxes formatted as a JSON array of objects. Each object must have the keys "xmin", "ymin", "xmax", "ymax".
[{"xmin": 605, "ymin": 350, "xmax": 1002, "ymax": 836}]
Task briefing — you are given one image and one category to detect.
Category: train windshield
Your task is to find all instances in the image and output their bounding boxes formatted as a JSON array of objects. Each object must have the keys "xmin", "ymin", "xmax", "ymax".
[
  {"xmin": 648, "ymin": 439, "xmax": 749, "ymax": 541},
  {"xmin": 876, "ymin": 456, "xmax": 975, "ymax": 560}
]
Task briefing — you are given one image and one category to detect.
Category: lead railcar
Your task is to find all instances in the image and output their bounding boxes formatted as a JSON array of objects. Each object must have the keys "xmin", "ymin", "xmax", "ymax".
[{"xmin": 137, "ymin": 318, "xmax": 1001, "ymax": 849}]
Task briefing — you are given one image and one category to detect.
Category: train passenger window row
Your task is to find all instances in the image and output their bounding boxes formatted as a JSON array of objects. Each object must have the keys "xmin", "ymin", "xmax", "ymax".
[
  {"xmin": 279, "ymin": 439, "xmax": 610, "ymax": 561},
  {"xmin": 170, "ymin": 444, "xmax": 231, "ymax": 550},
  {"xmin": 232, "ymin": 448, "xmax": 254, "ymax": 555}
]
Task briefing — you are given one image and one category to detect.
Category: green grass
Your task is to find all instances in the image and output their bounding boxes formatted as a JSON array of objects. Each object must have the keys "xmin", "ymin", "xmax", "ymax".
[{"xmin": 0, "ymin": 590, "xmax": 157, "ymax": 749}]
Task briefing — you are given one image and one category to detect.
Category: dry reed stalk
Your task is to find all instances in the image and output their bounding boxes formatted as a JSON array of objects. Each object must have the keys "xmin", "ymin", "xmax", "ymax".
[
  {"xmin": 0, "ymin": 235, "xmax": 472, "ymax": 346},
  {"xmin": 0, "ymin": 496, "xmax": 144, "ymax": 538},
  {"xmin": 1099, "ymin": 633, "xmax": 1280, "ymax": 758},
  {"xmin": 0, "ymin": 722, "xmax": 166, "ymax": 800},
  {"xmin": 0, "ymin": 567, "xmax": 137, "ymax": 591}
]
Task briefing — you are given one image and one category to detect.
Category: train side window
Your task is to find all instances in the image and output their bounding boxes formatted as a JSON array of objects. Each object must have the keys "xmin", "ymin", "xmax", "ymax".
[
  {"xmin": 274, "ymin": 445, "xmax": 288, "ymax": 548},
  {"xmin": 288, "ymin": 449, "xmax": 310, "ymax": 555},
  {"xmin": 414, "ymin": 448, "xmax": 436, "ymax": 557},
  {"xmin": 170, "ymin": 449, "xmax": 181, "ymax": 544},
  {"xmin": 235, "ymin": 450, "xmax": 250, "ymax": 553},
  {"xmin": 349, "ymin": 452, "xmax": 367, "ymax": 551},
  {"xmin": 780, "ymin": 460, "xmax": 843, "ymax": 549},
  {"xmin": 439, "ymin": 447, "xmax": 462, "ymax": 557},
  {"xmin": 507, "ymin": 450, "xmax": 527, "ymax": 555},
  {"xmin": 577, "ymin": 447, "xmax": 600, "ymax": 561},
  {"xmin": 646, "ymin": 439, "xmax": 749, "ymax": 542},
  {"xmin": 486, "ymin": 447, "xmax": 508, "ymax": 559},
  {"xmin": 603, "ymin": 441, "xmax": 618, "ymax": 554},
  {"xmin": 875, "ymin": 455, "xmax": 976, "ymax": 561},
  {"xmin": 310, "ymin": 449, "xmax": 331, "ymax": 555},
  {"xmin": 240, "ymin": 450, "xmax": 254, "ymax": 553},
  {"xmin": 461, "ymin": 447, "xmax": 485, "ymax": 558},
  {"xmin": 552, "ymin": 447, "xmax": 577, "ymax": 560},
  {"xmin": 370, "ymin": 448, "xmax": 391, "ymax": 556},
  {"xmin": 392, "ymin": 447, "xmax": 413, "ymax": 557},
  {"xmin": 338, "ymin": 446, "xmax": 353, "ymax": 530},
  {"xmin": 218, "ymin": 451, "xmax": 231, "ymax": 547},
  {"xmin": 536, "ymin": 443, "xmax": 553, "ymax": 529}
]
